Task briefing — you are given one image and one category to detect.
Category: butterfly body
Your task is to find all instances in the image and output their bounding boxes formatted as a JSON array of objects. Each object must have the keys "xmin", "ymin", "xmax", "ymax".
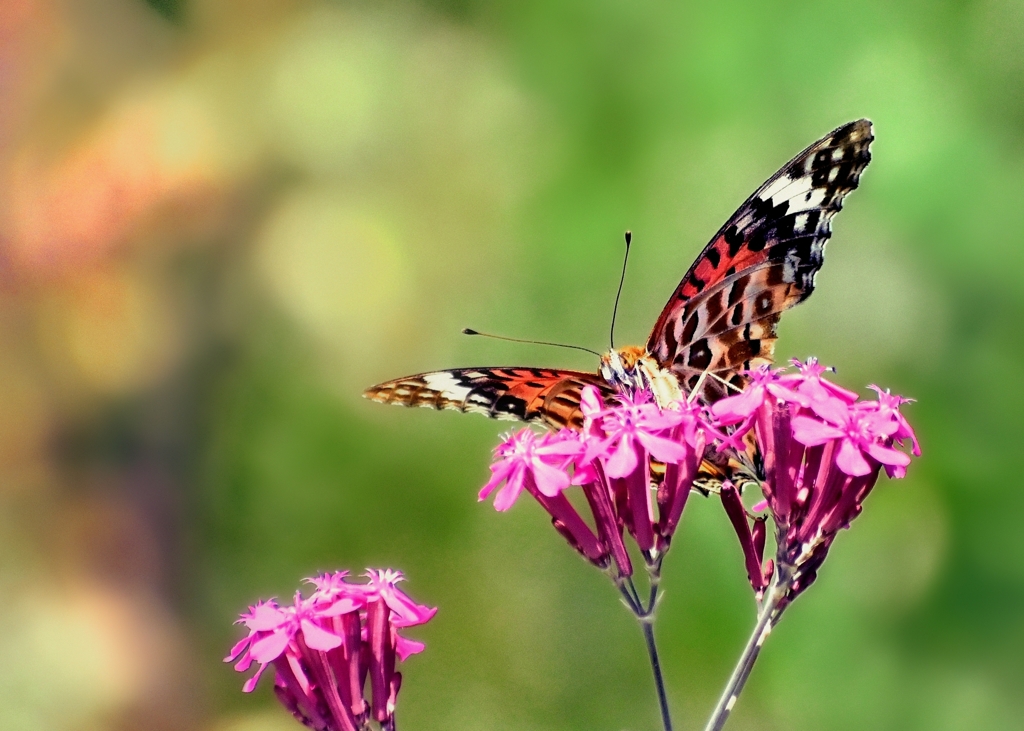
[{"xmin": 365, "ymin": 120, "xmax": 874, "ymax": 435}]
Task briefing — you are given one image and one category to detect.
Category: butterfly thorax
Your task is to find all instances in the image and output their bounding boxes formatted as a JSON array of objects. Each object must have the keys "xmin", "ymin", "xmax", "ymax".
[{"xmin": 600, "ymin": 346, "xmax": 684, "ymax": 408}]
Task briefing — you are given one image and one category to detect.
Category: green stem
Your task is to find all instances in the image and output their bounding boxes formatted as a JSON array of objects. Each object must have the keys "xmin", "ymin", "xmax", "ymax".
[
  {"xmin": 701, "ymin": 587, "xmax": 783, "ymax": 731},
  {"xmin": 617, "ymin": 568, "xmax": 673, "ymax": 731},
  {"xmin": 640, "ymin": 616, "xmax": 673, "ymax": 731}
]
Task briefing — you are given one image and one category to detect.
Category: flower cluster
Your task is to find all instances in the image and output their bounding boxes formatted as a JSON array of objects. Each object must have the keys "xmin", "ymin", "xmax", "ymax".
[
  {"xmin": 479, "ymin": 387, "xmax": 711, "ymax": 577},
  {"xmin": 711, "ymin": 359, "xmax": 921, "ymax": 605},
  {"xmin": 226, "ymin": 570, "xmax": 436, "ymax": 731}
]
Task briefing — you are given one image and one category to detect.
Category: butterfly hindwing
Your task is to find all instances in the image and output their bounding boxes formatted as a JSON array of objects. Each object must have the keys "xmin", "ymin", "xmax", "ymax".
[
  {"xmin": 648, "ymin": 119, "xmax": 873, "ymax": 400},
  {"xmin": 364, "ymin": 368, "xmax": 615, "ymax": 430}
]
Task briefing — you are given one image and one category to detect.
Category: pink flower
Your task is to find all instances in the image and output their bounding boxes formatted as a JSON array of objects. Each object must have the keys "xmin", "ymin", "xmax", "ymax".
[
  {"xmin": 715, "ymin": 360, "xmax": 920, "ymax": 604},
  {"xmin": 479, "ymin": 425, "xmax": 606, "ymax": 566},
  {"xmin": 586, "ymin": 390, "xmax": 691, "ymax": 477},
  {"xmin": 227, "ymin": 570, "xmax": 435, "ymax": 731},
  {"xmin": 479, "ymin": 428, "xmax": 582, "ymax": 511},
  {"xmin": 867, "ymin": 385, "xmax": 921, "ymax": 464},
  {"xmin": 791, "ymin": 406, "xmax": 911, "ymax": 478},
  {"xmin": 479, "ymin": 385, "xmax": 714, "ymax": 579}
]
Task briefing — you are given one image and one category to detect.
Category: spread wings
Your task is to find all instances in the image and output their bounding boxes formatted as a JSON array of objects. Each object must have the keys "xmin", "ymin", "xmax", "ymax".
[
  {"xmin": 647, "ymin": 119, "xmax": 874, "ymax": 401},
  {"xmin": 364, "ymin": 368, "xmax": 615, "ymax": 430},
  {"xmin": 366, "ymin": 120, "xmax": 874, "ymax": 428}
]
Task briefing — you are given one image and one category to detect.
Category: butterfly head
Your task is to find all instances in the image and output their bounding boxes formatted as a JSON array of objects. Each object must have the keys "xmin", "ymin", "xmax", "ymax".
[{"xmin": 599, "ymin": 346, "xmax": 650, "ymax": 391}]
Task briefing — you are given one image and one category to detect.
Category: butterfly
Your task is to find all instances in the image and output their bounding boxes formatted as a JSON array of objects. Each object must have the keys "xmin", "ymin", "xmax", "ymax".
[{"xmin": 365, "ymin": 120, "xmax": 873, "ymax": 444}]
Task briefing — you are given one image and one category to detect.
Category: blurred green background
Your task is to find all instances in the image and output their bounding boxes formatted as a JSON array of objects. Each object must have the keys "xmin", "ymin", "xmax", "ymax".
[{"xmin": 0, "ymin": 0, "xmax": 1019, "ymax": 729}]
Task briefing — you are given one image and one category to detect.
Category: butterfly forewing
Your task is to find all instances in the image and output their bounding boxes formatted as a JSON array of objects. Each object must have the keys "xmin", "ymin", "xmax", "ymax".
[
  {"xmin": 647, "ymin": 119, "xmax": 873, "ymax": 401},
  {"xmin": 364, "ymin": 368, "xmax": 615, "ymax": 430}
]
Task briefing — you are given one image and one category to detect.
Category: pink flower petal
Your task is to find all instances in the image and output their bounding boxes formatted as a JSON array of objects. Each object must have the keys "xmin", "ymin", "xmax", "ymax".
[
  {"xmin": 478, "ymin": 461, "xmax": 514, "ymax": 502},
  {"xmin": 244, "ymin": 602, "xmax": 287, "ymax": 631},
  {"xmin": 807, "ymin": 395, "xmax": 852, "ymax": 426},
  {"xmin": 886, "ymin": 463, "xmax": 907, "ymax": 479},
  {"xmin": 536, "ymin": 437, "xmax": 584, "ymax": 458},
  {"xmin": 300, "ymin": 619, "xmax": 342, "ymax": 651},
  {"xmin": 581, "ymin": 385, "xmax": 604, "ymax": 417},
  {"xmin": 635, "ymin": 430, "xmax": 691, "ymax": 465},
  {"xmin": 766, "ymin": 382, "xmax": 810, "ymax": 406},
  {"xmin": 250, "ymin": 628, "xmax": 292, "ymax": 663},
  {"xmin": 711, "ymin": 385, "xmax": 764, "ymax": 424},
  {"xmin": 531, "ymin": 459, "xmax": 571, "ymax": 497},
  {"xmin": 225, "ymin": 636, "xmax": 251, "ymax": 663},
  {"xmin": 791, "ymin": 415, "xmax": 845, "ymax": 446},
  {"xmin": 242, "ymin": 664, "xmax": 268, "ymax": 693},
  {"xmin": 582, "ymin": 435, "xmax": 616, "ymax": 465},
  {"xmin": 492, "ymin": 464, "xmax": 527, "ymax": 511},
  {"xmin": 318, "ymin": 597, "xmax": 362, "ymax": 617},
  {"xmin": 864, "ymin": 441, "xmax": 911, "ymax": 469},
  {"xmin": 603, "ymin": 437, "xmax": 639, "ymax": 478},
  {"xmin": 836, "ymin": 438, "xmax": 872, "ymax": 477},
  {"xmin": 395, "ymin": 635, "xmax": 426, "ymax": 661}
]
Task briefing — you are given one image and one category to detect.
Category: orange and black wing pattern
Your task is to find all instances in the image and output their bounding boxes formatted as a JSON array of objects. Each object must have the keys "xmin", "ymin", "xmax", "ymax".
[
  {"xmin": 364, "ymin": 367, "xmax": 615, "ymax": 430},
  {"xmin": 647, "ymin": 119, "xmax": 874, "ymax": 401}
]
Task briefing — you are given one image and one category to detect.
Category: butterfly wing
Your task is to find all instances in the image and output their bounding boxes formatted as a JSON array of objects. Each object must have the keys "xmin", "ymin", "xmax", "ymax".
[
  {"xmin": 364, "ymin": 367, "xmax": 615, "ymax": 430},
  {"xmin": 647, "ymin": 119, "xmax": 874, "ymax": 401}
]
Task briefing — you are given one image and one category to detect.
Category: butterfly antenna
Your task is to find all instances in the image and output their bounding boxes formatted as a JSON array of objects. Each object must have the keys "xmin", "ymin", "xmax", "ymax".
[
  {"xmin": 462, "ymin": 328, "xmax": 602, "ymax": 358},
  {"xmin": 610, "ymin": 230, "xmax": 632, "ymax": 350}
]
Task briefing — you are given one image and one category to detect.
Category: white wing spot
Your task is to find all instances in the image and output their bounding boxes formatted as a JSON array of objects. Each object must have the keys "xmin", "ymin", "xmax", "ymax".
[
  {"xmin": 761, "ymin": 174, "xmax": 794, "ymax": 201},
  {"xmin": 786, "ymin": 187, "xmax": 825, "ymax": 213},
  {"xmin": 423, "ymin": 372, "xmax": 473, "ymax": 402},
  {"xmin": 769, "ymin": 175, "xmax": 813, "ymax": 208}
]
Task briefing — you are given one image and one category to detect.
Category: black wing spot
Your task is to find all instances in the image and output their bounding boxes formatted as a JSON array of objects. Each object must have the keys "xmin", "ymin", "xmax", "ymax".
[
  {"xmin": 704, "ymin": 291, "xmax": 724, "ymax": 323},
  {"xmin": 724, "ymin": 225, "xmax": 744, "ymax": 257},
  {"xmin": 705, "ymin": 246, "xmax": 721, "ymax": 270},
  {"xmin": 687, "ymin": 339, "xmax": 713, "ymax": 370},
  {"xmin": 766, "ymin": 264, "xmax": 786, "ymax": 286},
  {"xmin": 805, "ymin": 209, "xmax": 821, "ymax": 233},
  {"xmin": 727, "ymin": 275, "xmax": 749, "ymax": 306},
  {"xmin": 681, "ymin": 313, "xmax": 699, "ymax": 344},
  {"xmin": 730, "ymin": 303, "xmax": 744, "ymax": 327},
  {"xmin": 688, "ymin": 273, "xmax": 706, "ymax": 292},
  {"xmin": 747, "ymin": 228, "xmax": 768, "ymax": 252},
  {"xmin": 768, "ymin": 199, "xmax": 789, "ymax": 223},
  {"xmin": 492, "ymin": 395, "xmax": 527, "ymax": 419}
]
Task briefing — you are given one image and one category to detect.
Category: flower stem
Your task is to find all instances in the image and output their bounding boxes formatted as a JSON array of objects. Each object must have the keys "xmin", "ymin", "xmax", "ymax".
[
  {"xmin": 640, "ymin": 615, "xmax": 673, "ymax": 731},
  {"xmin": 617, "ymin": 571, "xmax": 673, "ymax": 731},
  {"xmin": 701, "ymin": 587, "xmax": 783, "ymax": 731}
]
